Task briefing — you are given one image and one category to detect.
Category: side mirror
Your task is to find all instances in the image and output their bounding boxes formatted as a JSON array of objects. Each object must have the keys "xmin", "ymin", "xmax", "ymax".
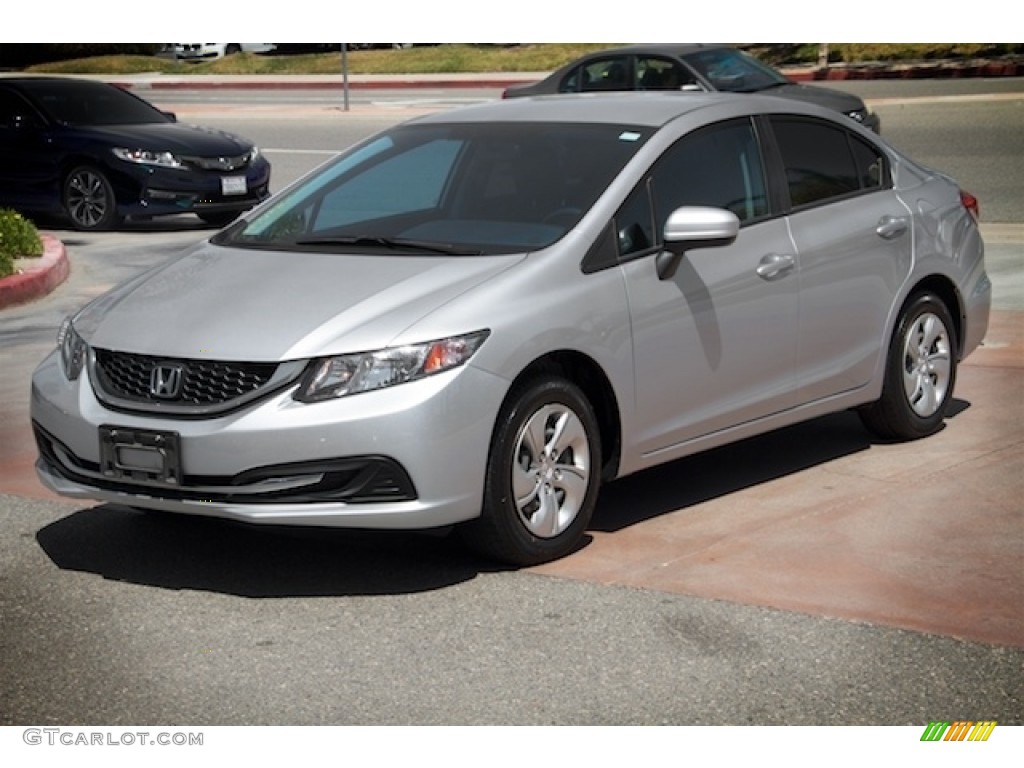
[
  {"xmin": 161, "ymin": 111, "xmax": 178, "ymax": 123},
  {"xmin": 656, "ymin": 206, "xmax": 739, "ymax": 280}
]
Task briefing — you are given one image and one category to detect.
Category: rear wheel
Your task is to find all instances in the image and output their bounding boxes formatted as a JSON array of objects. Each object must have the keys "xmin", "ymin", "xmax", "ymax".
[
  {"xmin": 63, "ymin": 166, "xmax": 120, "ymax": 231},
  {"xmin": 460, "ymin": 377, "xmax": 601, "ymax": 566},
  {"xmin": 859, "ymin": 292, "xmax": 957, "ymax": 440}
]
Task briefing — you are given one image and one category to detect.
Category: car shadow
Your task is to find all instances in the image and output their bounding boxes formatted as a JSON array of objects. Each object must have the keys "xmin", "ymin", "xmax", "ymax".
[
  {"xmin": 35, "ymin": 402, "xmax": 970, "ymax": 597},
  {"xmin": 36, "ymin": 508, "xmax": 495, "ymax": 598},
  {"xmin": 590, "ymin": 403, "xmax": 967, "ymax": 531}
]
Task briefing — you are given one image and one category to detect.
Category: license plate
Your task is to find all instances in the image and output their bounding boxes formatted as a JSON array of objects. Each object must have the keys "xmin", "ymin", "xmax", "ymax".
[
  {"xmin": 99, "ymin": 426, "xmax": 182, "ymax": 485},
  {"xmin": 221, "ymin": 176, "xmax": 247, "ymax": 195}
]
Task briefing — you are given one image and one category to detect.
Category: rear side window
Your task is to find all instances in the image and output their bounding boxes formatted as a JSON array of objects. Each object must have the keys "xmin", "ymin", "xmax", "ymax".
[{"xmin": 770, "ymin": 117, "xmax": 887, "ymax": 208}]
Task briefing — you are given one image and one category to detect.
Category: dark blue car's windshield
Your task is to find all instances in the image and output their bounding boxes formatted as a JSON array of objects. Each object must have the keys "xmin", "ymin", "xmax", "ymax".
[
  {"xmin": 24, "ymin": 81, "xmax": 170, "ymax": 126},
  {"xmin": 682, "ymin": 48, "xmax": 789, "ymax": 93},
  {"xmin": 219, "ymin": 121, "xmax": 651, "ymax": 255}
]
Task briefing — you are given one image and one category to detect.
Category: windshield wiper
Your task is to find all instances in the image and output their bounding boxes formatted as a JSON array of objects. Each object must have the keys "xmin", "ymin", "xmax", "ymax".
[{"xmin": 294, "ymin": 235, "xmax": 482, "ymax": 256}]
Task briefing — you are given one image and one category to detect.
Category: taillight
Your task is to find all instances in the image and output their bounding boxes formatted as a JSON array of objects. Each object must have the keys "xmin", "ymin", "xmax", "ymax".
[{"xmin": 960, "ymin": 189, "xmax": 980, "ymax": 222}]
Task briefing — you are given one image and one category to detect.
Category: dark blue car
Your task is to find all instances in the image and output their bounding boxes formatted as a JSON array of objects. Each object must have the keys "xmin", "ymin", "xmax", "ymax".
[{"xmin": 0, "ymin": 76, "xmax": 271, "ymax": 230}]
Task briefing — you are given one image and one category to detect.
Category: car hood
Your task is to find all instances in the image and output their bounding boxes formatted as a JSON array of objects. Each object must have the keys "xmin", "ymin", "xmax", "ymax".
[
  {"xmin": 77, "ymin": 122, "xmax": 254, "ymax": 154},
  {"xmin": 73, "ymin": 242, "xmax": 524, "ymax": 362},
  {"xmin": 760, "ymin": 83, "xmax": 866, "ymax": 114}
]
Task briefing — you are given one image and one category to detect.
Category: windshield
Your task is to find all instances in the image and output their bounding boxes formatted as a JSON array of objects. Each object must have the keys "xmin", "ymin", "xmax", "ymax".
[
  {"xmin": 218, "ymin": 121, "xmax": 651, "ymax": 255},
  {"xmin": 681, "ymin": 48, "xmax": 789, "ymax": 93},
  {"xmin": 24, "ymin": 80, "xmax": 170, "ymax": 126}
]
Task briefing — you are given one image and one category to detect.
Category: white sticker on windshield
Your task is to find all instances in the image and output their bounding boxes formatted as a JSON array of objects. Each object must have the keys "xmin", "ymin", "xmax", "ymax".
[{"xmin": 619, "ymin": 131, "xmax": 642, "ymax": 142}]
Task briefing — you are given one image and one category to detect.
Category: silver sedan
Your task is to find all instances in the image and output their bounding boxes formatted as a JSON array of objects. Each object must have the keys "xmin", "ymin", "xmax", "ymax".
[{"xmin": 31, "ymin": 92, "xmax": 990, "ymax": 565}]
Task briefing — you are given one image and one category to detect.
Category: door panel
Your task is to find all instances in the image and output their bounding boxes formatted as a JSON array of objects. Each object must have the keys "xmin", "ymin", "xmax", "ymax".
[
  {"xmin": 622, "ymin": 218, "xmax": 799, "ymax": 457},
  {"xmin": 788, "ymin": 190, "xmax": 912, "ymax": 401}
]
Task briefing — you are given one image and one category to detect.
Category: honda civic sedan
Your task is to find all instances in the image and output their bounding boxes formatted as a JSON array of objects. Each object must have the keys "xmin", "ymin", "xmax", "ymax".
[
  {"xmin": 503, "ymin": 45, "xmax": 880, "ymax": 132},
  {"xmin": 0, "ymin": 76, "xmax": 271, "ymax": 229},
  {"xmin": 31, "ymin": 92, "xmax": 989, "ymax": 565}
]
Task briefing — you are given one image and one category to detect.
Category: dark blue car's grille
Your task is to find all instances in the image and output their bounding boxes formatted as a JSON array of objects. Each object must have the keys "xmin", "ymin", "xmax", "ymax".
[{"xmin": 179, "ymin": 152, "xmax": 253, "ymax": 172}]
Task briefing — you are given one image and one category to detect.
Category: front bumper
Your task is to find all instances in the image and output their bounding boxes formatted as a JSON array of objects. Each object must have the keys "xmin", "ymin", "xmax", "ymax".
[
  {"xmin": 31, "ymin": 351, "xmax": 507, "ymax": 529},
  {"xmin": 109, "ymin": 157, "xmax": 272, "ymax": 219}
]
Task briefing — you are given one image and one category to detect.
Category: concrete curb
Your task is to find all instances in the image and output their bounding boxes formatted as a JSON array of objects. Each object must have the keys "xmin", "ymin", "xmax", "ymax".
[{"xmin": 0, "ymin": 235, "xmax": 69, "ymax": 311}]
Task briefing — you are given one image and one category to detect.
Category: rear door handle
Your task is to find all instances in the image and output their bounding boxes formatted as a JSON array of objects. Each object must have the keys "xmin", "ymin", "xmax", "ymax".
[
  {"xmin": 756, "ymin": 253, "xmax": 796, "ymax": 280},
  {"xmin": 876, "ymin": 215, "xmax": 909, "ymax": 240}
]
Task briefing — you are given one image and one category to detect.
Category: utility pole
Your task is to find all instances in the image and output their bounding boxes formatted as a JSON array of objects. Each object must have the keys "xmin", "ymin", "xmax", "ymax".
[
  {"xmin": 818, "ymin": 43, "xmax": 830, "ymax": 69},
  {"xmin": 341, "ymin": 43, "xmax": 350, "ymax": 112}
]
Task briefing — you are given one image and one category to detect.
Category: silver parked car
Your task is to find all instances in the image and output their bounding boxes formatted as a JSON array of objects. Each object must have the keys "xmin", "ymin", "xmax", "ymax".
[
  {"xmin": 31, "ymin": 92, "xmax": 990, "ymax": 565},
  {"xmin": 503, "ymin": 45, "xmax": 881, "ymax": 133}
]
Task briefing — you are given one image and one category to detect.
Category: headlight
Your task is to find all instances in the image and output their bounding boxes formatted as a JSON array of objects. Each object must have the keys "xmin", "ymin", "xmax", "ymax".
[
  {"xmin": 846, "ymin": 107, "xmax": 872, "ymax": 123},
  {"xmin": 296, "ymin": 330, "xmax": 490, "ymax": 403},
  {"xmin": 57, "ymin": 317, "xmax": 87, "ymax": 381},
  {"xmin": 112, "ymin": 147, "xmax": 184, "ymax": 169}
]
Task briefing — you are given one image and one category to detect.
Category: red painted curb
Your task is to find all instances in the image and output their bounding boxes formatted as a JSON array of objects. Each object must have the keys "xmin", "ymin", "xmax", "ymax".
[{"xmin": 0, "ymin": 235, "xmax": 69, "ymax": 310}]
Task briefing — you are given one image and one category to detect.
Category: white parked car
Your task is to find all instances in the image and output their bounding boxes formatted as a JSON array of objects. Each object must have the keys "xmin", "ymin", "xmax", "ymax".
[{"xmin": 169, "ymin": 44, "xmax": 275, "ymax": 61}]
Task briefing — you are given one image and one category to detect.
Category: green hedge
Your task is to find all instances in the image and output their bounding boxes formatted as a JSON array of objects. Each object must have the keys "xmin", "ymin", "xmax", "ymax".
[{"xmin": 0, "ymin": 209, "xmax": 44, "ymax": 279}]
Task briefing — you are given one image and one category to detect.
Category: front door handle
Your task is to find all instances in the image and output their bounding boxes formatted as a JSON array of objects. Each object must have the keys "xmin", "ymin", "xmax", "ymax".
[
  {"xmin": 756, "ymin": 253, "xmax": 796, "ymax": 280},
  {"xmin": 876, "ymin": 215, "xmax": 909, "ymax": 240}
]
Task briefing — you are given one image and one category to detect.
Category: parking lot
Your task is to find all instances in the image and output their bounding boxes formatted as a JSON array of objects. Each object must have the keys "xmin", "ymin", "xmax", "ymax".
[{"xmin": 0, "ymin": 79, "xmax": 1021, "ymax": 729}]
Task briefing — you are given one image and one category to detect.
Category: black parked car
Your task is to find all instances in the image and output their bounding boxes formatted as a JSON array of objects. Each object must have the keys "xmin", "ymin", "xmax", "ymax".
[
  {"xmin": 503, "ymin": 44, "xmax": 880, "ymax": 133},
  {"xmin": 0, "ymin": 77, "xmax": 272, "ymax": 230}
]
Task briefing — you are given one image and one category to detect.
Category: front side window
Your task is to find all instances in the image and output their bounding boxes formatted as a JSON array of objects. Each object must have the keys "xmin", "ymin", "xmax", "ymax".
[
  {"xmin": 771, "ymin": 117, "xmax": 887, "ymax": 208},
  {"xmin": 611, "ymin": 119, "xmax": 768, "ymax": 264},
  {"xmin": 22, "ymin": 81, "xmax": 169, "ymax": 126},
  {"xmin": 650, "ymin": 118, "xmax": 768, "ymax": 228},
  {"xmin": 219, "ymin": 122, "xmax": 651, "ymax": 255},
  {"xmin": 564, "ymin": 57, "xmax": 630, "ymax": 92},
  {"xmin": 636, "ymin": 57, "xmax": 697, "ymax": 90}
]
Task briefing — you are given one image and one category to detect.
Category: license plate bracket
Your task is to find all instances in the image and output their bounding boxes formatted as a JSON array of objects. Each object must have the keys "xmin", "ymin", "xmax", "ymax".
[{"xmin": 99, "ymin": 426, "xmax": 182, "ymax": 485}]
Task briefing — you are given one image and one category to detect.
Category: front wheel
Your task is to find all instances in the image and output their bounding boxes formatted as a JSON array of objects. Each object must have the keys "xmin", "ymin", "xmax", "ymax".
[
  {"xmin": 460, "ymin": 377, "xmax": 601, "ymax": 566},
  {"xmin": 63, "ymin": 166, "xmax": 120, "ymax": 231},
  {"xmin": 860, "ymin": 292, "xmax": 958, "ymax": 441}
]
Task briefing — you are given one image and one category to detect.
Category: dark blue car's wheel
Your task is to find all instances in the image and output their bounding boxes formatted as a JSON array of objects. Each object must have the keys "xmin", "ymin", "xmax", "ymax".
[{"xmin": 63, "ymin": 166, "xmax": 121, "ymax": 231}]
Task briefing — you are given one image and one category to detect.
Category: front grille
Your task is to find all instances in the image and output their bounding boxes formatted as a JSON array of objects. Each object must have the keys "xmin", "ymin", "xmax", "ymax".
[
  {"xmin": 93, "ymin": 349, "xmax": 280, "ymax": 408},
  {"xmin": 180, "ymin": 153, "xmax": 253, "ymax": 172}
]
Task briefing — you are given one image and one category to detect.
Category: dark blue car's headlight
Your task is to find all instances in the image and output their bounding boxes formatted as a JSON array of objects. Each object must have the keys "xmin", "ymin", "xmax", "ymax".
[{"xmin": 112, "ymin": 147, "xmax": 185, "ymax": 169}]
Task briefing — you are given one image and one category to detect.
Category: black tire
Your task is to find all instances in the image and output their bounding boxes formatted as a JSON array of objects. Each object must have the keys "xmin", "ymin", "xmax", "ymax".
[
  {"xmin": 198, "ymin": 211, "xmax": 240, "ymax": 228},
  {"xmin": 225, "ymin": 44, "xmax": 242, "ymax": 55},
  {"xmin": 460, "ymin": 377, "xmax": 601, "ymax": 566},
  {"xmin": 63, "ymin": 166, "xmax": 120, "ymax": 231},
  {"xmin": 859, "ymin": 292, "xmax": 958, "ymax": 441}
]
